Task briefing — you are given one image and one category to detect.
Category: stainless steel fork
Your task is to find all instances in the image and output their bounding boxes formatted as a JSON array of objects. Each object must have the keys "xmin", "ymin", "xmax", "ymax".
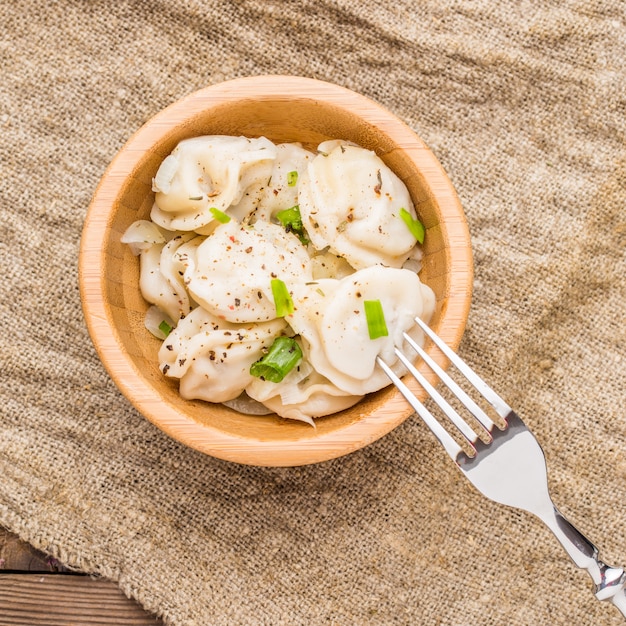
[{"xmin": 378, "ymin": 317, "xmax": 626, "ymax": 618}]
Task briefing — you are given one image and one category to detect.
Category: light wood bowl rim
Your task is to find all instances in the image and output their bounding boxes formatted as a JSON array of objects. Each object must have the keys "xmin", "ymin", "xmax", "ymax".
[{"xmin": 79, "ymin": 75, "xmax": 473, "ymax": 466}]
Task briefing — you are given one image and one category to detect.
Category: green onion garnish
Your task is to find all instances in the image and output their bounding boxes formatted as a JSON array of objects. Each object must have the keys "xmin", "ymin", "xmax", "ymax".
[
  {"xmin": 399, "ymin": 207, "xmax": 425, "ymax": 244},
  {"xmin": 287, "ymin": 170, "xmax": 298, "ymax": 187},
  {"xmin": 158, "ymin": 320, "xmax": 173, "ymax": 337},
  {"xmin": 276, "ymin": 205, "xmax": 309, "ymax": 244},
  {"xmin": 249, "ymin": 336, "xmax": 303, "ymax": 383},
  {"xmin": 271, "ymin": 278, "xmax": 294, "ymax": 317},
  {"xmin": 364, "ymin": 300, "xmax": 389, "ymax": 340},
  {"xmin": 210, "ymin": 207, "xmax": 231, "ymax": 224}
]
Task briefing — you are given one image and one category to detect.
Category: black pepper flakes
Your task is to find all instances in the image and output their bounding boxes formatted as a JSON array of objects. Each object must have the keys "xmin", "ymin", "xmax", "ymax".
[{"xmin": 374, "ymin": 169, "xmax": 382, "ymax": 195}]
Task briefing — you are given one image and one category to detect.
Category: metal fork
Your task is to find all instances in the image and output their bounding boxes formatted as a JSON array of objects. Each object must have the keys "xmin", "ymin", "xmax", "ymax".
[{"xmin": 378, "ymin": 317, "xmax": 626, "ymax": 618}]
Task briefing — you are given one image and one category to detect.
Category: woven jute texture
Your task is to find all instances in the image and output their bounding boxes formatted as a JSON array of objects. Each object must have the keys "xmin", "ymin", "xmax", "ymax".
[{"xmin": 1, "ymin": 1, "xmax": 625, "ymax": 624}]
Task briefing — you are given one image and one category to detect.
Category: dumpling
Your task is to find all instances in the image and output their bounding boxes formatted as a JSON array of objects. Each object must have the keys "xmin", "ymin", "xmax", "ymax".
[
  {"xmin": 227, "ymin": 142, "xmax": 315, "ymax": 223},
  {"xmin": 137, "ymin": 232, "xmax": 198, "ymax": 323},
  {"xmin": 287, "ymin": 266, "xmax": 435, "ymax": 396},
  {"xmin": 150, "ymin": 135, "xmax": 277, "ymax": 232},
  {"xmin": 184, "ymin": 219, "xmax": 313, "ymax": 324},
  {"xmin": 298, "ymin": 141, "xmax": 420, "ymax": 269},
  {"xmin": 249, "ymin": 370, "xmax": 363, "ymax": 426},
  {"xmin": 158, "ymin": 306, "xmax": 287, "ymax": 403}
]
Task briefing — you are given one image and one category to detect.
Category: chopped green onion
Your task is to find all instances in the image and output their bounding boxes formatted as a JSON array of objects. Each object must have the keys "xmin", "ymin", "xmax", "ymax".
[
  {"xmin": 287, "ymin": 170, "xmax": 298, "ymax": 186},
  {"xmin": 399, "ymin": 207, "xmax": 425, "ymax": 244},
  {"xmin": 210, "ymin": 207, "xmax": 231, "ymax": 223},
  {"xmin": 276, "ymin": 205, "xmax": 309, "ymax": 244},
  {"xmin": 158, "ymin": 320, "xmax": 173, "ymax": 337},
  {"xmin": 271, "ymin": 278, "xmax": 294, "ymax": 317},
  {"xmin": 364, "ymin": 300, "xmax": 388, "ymax": 340},
  {"xmin": 188, "ymin": 195, "xmax": 203, "ymax": 201},
  {"xmin": 250, "ymin": 336, "xmax": 303, "ymax": 383},
  {"xmin": 276, "ymin": 205, "xmax": 302, "ymax": 227}
]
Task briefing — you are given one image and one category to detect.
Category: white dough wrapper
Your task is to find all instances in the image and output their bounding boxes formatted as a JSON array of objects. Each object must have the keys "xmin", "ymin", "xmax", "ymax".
[
  {"xmin": 230, "ymin": 142, "xmax": 315, "ymax": 223},
  {"xmin": 298, "ymin": 141, "xmax": 420, "ymax": 269},
  {"xmin": 287, "ymin": 266, "xmax": 436, "ymax": 396},
  {"xmin": 185, "ymin": 219, "xmax": 313, "ymax": 323},
  {"xmin": 138, "ymin": 232, "xmax": 197, "ymax": 323},
  {"xmin": 150, "ymin": 135, "xmax": 277, "ymax": 232},
  {"xmin": 158, "ymin": 306, "xmax": 287, "ymax": 403},
  {"xmin": 247, "ymin": 366, "xmax": 363, "ymax": 426}
]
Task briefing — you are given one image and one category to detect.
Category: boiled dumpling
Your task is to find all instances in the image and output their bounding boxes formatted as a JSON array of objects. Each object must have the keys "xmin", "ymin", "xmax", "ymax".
[
  {"xmin": 287, "ymin": 266, "xmax": 435, "ymax": 396},
  {"xmin": 298, "ymin": 141, "xmax": 420, "ymax": 269},
  {"xmin": 249, "ymin": 370, "xmax": 363, "ymax": 426},
  {"xmin": 230, "ymin": 142, "xmax": 315, "ymax": 223},
  {"xmin": 150, "ymin": 135, "xmax": 277, "ymax": 232},
  {"xmin": 158, "ymin": 306, "xmax": 287, "ymax": 403},
  {"xmin": 184, "ymin": 219, "xmax": 313, "ymax": 323},
  {"xmin": 246, "ymin": 353, "xmax": 363, "ymax": 426},
  {"xmin": 137, "ymin": 232, "xmax": 197, "ymax": 323}
]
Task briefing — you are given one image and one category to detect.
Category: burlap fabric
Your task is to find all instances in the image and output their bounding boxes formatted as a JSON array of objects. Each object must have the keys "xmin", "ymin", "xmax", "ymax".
[{"xmin": 1, "ymin": 1, "xmax": 625, "ymax": 624}]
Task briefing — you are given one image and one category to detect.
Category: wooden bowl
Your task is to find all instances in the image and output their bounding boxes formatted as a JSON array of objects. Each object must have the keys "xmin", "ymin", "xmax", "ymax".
[{"xmin": 79, "ymin": 75, "xmax": 472, "ymax": 466}]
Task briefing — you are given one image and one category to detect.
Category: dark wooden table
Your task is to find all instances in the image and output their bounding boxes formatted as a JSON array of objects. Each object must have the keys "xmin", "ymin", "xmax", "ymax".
[{"xmin": 0, "ymin": 527, "xmax": 163, "ymax": 625}]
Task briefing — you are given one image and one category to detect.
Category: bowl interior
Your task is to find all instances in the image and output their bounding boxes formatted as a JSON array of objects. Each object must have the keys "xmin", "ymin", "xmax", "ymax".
[{"xmin": 80, "ymin": 76, "xmax": 472, "ymax": 466}]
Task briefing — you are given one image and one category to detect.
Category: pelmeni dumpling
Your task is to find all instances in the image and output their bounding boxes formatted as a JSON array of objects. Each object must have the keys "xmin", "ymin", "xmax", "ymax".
[
  {"xmin": 150, "ymin": 135, "xmax": 277, "ymax": 232},
  {"xmin": 184, "ymin": 219, "xmax": 313, "ymax": 323},
  {"xmin": 298, "ymin": 141, "xmax": 419, "ymax": 269},
  {"xmin": 238, "ymin": 142, "xmax": 315, "ymax": 223},
  {"xmin": 138, "ymin": 232, "xmax": 198, "ymax": 323},
  {"xmin": 287, "ymin": 266, "xmax": 435, "ymax": 396},
  {"xmin": 247, "ymin": 369, "xmax": 363, "ymax": 426},
  {"xmin": 158, "ymin": 306, "xmax": 287, "ymax": 403}
]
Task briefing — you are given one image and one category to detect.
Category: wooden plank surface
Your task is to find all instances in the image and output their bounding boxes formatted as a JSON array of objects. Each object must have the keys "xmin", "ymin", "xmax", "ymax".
[{"xmin": 0, "ymin": 527, "xmax": 163, "ymax": 625}]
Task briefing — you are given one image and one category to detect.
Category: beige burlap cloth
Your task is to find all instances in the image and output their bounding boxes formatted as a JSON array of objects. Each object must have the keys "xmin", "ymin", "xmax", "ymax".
[{"xmin": 1, "ymin": 1, "xmax": 625, "ymax": 624}]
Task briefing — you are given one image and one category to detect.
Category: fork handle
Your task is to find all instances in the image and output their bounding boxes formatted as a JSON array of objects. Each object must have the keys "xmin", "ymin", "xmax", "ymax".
[{"xmin": 542, "ymin": 506, "xmax": 626, "ymax": 616}]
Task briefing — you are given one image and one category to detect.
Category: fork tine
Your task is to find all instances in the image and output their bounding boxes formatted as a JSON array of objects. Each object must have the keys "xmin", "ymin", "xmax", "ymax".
[
  {"xmin": 413, "ymin": 316, "xmax": 514, "ymax": 421},
  {"xmin": 393, "ymin": 347, "xmax": 486, "ymax": 445},
  {"xmin": 376, "ymin": 356, "xmax": 464, "ymax": 461},
  {"xmin": 402, "ymin": 331, "xmax": 495, "ymax": 435}
]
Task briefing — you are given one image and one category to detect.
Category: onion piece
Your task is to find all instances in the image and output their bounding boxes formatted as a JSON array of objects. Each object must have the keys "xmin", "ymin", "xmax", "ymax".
[
  {"xmin": 280, "ymin": 357, "xmax": 313, "ymax": 388},
  {"xmin": 121, "ymin": 220, "xmax": 166, "ymax": 255},
  {"xmin": 152, "ymin": 154, "xmax": 179, "ymax": 193},
  {"xmin": 222, "ymin": 392, "xmax": 274, "ymax": 415},
  {"xmin": 144, "ymin": 305, "xmax": 175, "ymax": 340}
]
